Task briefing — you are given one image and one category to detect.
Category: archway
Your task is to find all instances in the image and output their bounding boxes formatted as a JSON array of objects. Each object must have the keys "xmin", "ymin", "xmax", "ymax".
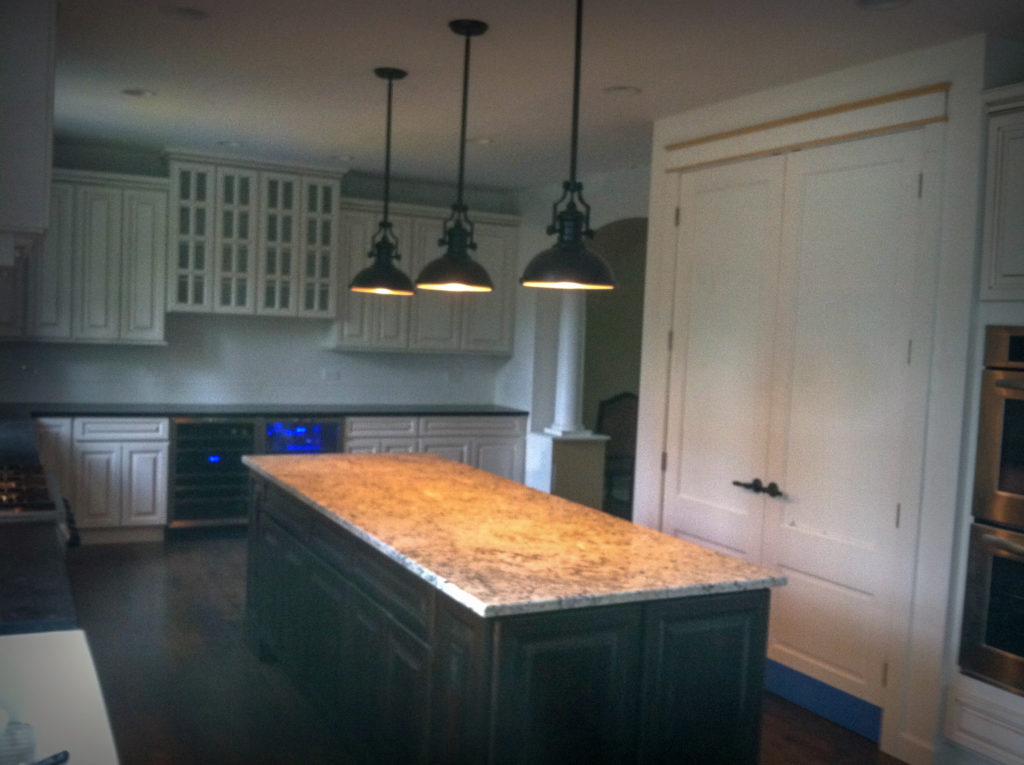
[{"xmin": 583, "ymin": 217, "xmax": 647, "ymax": 518}]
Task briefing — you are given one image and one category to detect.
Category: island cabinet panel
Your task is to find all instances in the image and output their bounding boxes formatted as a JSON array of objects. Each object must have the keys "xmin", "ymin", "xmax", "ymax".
[
  {"xmin": 490, "ymin": 606, "xmax": 643, "ymax": 764},
  {"xmin": 246, "ymin": 473, "xmax": 771, "ymax": 764},
  {"xmin": 638, "ymin": 591, "xmax": 769, "ymax": 764}
]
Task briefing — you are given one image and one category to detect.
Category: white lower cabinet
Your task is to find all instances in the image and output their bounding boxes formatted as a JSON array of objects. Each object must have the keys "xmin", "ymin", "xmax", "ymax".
[
  {"xmin": 35, "ymin": 416, "xmax": 73, "ymax": 504},
  {"xmin": 70, "ymin": 417, "xmax": 169, "ymax": 528},
  {"xmin": 343, "ymin": 415, "xmax": 526, "ymax": 482}
]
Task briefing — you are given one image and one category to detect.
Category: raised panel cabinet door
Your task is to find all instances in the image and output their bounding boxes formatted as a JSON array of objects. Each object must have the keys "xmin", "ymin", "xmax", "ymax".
[
  {"xmin": 35, "ymin": 417, "xmax": 73, "ymax": 507},
  {"xmin": 167, "ymin": 162, "xmax": 214, "ymax": 311},
  {"xmin": 258, "ymin": 172, "xmax": 299, "ymax": 315},
  {"xmin": 662, "ymin": 154, "xmax": 785, "ymax": 562},
  {"xmin": 73, "ymin": 184, "xmax": 123, "ymax": 341},
  {"xmin": 491, "ymin": 605, "xmax": 642, "ymax": 764},
  {"xmin": 336, "ymin": 208, "xmax": 377, "ymax": 346},
  {"xmin": 764, "ymin": 129, "xmax": 929, "ymax": 707},
  {"xmin": 638, "ymin": 591, "xmax": 768, "ymax": 765},
  {"xmin": 408, "ymin": 217, "xmax": 461, "ymax": 352},
  {"xmin": 473, "ymin": 438, "xmax": 525, "ymax": 482},
  {"xmin": 336, "ymin": 207, "xmax": 411, "ymax": 349},
  {"xmin": 418, "ymin": 437, "xmax": 471, "ymax": 465},
  {"xmin": 120, "ymin": 441, "xmax": 168, "ymax": 525},
  {"xmin": 214, "ymin": 167, "xmax": 258, "ymax": 314},
  {"xmin": 26, "ymin": 182, "xmax": 73, "ymax": 339},
  {"xmin": 980, "ymin": 108, "xmax": 1024, "ymax": 299},
  {"xmin": 73, "ymin": 443, "xmax": 121, "ymax": 527},
  {"xmin": 120, "ymin": 187, "xmax": 167, "ymax": 342},
  {"xmin": 298, "ymin": 177, "xmax": 338, "ymax": 318},
  {"xmin": 459, "ymin": 221, "xmax": 517, "ymax": 354},
  {"xmin": 0, "ymin": 257, "xmax": 25, "ymax": 337}
]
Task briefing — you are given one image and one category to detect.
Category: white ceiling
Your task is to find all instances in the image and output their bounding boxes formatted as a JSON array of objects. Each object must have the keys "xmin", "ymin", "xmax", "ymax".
[{"xmin": 55, "ymin": 0, "xmax": 1024, "ymax": 190}]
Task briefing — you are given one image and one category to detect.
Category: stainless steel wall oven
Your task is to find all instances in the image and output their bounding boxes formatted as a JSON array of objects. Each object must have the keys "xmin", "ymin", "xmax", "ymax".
[{"xmin": 961, "ymin": 326, "xmax": 1024, "ymax": 695}]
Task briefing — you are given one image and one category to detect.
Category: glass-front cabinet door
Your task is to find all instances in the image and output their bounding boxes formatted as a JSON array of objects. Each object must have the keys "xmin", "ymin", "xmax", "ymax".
[
  {"xmin": 214, "ymin": 168, "xmax": 257, "ymax": 313},
  {"xmin": 299, "ymin": 178, "xmax": 337, "ymax": 318},
  {"xmin": 168, "ymin": 161, "xmax": 213, "ymax": 312},
  {"xmin": 168, "ymin": 156, "xmax": 339, "ymax": 318},
  {"xmin": 259, "ymin": 173, "xmax": 298, "ymax": 315}
]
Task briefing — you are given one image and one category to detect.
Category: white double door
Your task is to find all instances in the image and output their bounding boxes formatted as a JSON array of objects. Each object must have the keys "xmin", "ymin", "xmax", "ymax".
[{"xmin": 662, "ymin": 129, "xmax": 933, "ymax": 708}]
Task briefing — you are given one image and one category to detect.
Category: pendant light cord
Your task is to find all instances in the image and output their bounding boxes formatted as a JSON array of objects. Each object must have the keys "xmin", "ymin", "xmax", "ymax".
[
  {"xmin": 569, "ymin": 0, "xmax": 582, "ymax": 185},
  {"xmin": 383, "ymin": 74, "xmax": 394, "ymax": 227},
  {"xmin": 456, "ymin": 31, "xmax": 471, "ymax": 209}
]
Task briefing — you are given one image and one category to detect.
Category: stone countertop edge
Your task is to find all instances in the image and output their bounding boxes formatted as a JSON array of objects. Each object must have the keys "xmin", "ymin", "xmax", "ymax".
[{"xmin": 242, "ymin": 455, "xmax": 786, "ymax": 618}]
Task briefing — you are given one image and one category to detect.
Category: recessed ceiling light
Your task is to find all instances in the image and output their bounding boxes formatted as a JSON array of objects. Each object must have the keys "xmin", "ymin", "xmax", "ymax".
[
  {"xmin": 330, "ymin": 153, "xmax": 354, "ymax": 163},
  {"xmin": 467, "ymin": 136, "xmax": 493, "ymax": 146},
  {"xmin": 160, "ymin": 5, "xmax": 209, "ymax": 21},
  {"xmin": 122, "ymin": 88, "xmax": 156, "ymax": 97},
  {"xmin": 217, "ymin": 140, "xmax": 243, "ymax": 148},
  {"xmin": 603, "ymin": 85, "xmax": 642, "ymax": 96},
  {"xmin": 856, "ymin": 0, "xmax": 910, "ymax": 9}
]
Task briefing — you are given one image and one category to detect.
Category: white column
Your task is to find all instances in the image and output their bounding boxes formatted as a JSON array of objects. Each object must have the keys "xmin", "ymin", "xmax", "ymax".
[{"xmin": 545, "ymin": 292, "xmax": 589, "ymax": 437}]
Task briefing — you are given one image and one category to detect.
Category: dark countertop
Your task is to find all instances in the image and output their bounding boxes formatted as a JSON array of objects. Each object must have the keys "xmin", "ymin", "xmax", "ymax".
[
  {"xmin": 2, "ymin": 403, "xmax": 528, "ymax": 419},
  {"xmin": 0, "ymin": 522, "xmax": 77, "ymax": 635}
]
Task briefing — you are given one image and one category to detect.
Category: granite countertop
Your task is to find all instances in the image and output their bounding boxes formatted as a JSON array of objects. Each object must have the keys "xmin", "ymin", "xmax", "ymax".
[
  {"xmin": 243, "ymin": 453, "xmax": 785, "ymax": 617},
  {"xmin": 7, "ymin": 403, "xmax": 527, "ymax": 419}
]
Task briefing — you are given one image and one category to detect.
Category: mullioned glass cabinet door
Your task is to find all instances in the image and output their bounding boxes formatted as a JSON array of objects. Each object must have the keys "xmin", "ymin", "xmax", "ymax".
[
  {"xmin": 168, "ymin": 162, "xmax": 213, "ymax": 312},
  {"xmin": 299, "ymin": 178, "xmax": 337, "ymax": 318},
  {"xmin": 215, "ymin": 167, "xmax": 258, "ymax": 313}
]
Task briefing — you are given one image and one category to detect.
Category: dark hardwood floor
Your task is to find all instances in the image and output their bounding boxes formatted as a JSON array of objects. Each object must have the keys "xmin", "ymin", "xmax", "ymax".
[{"xmin": 65, "ymin": 532, "xmax": 904, "ymax": 764}]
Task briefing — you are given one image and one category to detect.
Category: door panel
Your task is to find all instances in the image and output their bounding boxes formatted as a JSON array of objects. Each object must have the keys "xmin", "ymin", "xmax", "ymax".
[
  {"xmin": 765, "ymin": 130, "xmax": 925, "ymax": 704},
  {"xmin": 662, "ymin": 155, "xmax": 784, "ymax": 560}
]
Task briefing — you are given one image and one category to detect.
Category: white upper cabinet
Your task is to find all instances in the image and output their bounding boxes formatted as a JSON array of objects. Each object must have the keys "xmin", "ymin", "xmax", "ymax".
[
  {"xmin": 24, "ymin": 171, "xmax": 167, "ymax": 345},
  {"xmin": 167, "ymin": 155, "xmax": 341, "ymax": 317},
  {"xmin": 215, "ymin": 167, "xmax": 258, "ymax": 313},
  {"xmin": 0, "ymin": 0, "xmax": 55, "ymax": 263},
  {"xmin": 331, "ymin": 197, "xmax": 519, "ymax": 355},
  {"xmin": 168, "ymin": 161, "xmax": 214, "ymax": 311},
  {"xmin": 979, "ymin": 82, "xmax": 1024, "ymax": 300},
  {"xmin": 336, "ymin": 207, "xmax": 411, "ymax": 349}
]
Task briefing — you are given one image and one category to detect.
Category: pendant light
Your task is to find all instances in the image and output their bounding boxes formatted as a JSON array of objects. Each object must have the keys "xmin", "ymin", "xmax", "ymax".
[
  {"xmin": 416, "ymin": 20, "xmax": 494, "ymax": 293},
  {"xmin": 349, "ymin": 67, "xmax": 415, "ymax": 296},
  {"xmin": 520, "ymin": 0, "xmax": 615, "ymax": 290}
]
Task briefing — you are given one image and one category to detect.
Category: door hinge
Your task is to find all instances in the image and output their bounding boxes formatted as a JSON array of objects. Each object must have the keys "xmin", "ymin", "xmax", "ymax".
[
  {"xmin": 917, "ymin": 173, "xmax": 923, "ymax": 198},
  {"xmin": 661, "ymin": 451, "xmax": 668, "ymax": 472},
  {"xmin": 907, "ymin": 339, "xmax": 913, "ymax": 365},
  {"xmin": 668, "ymin": 330, "xmax": 674, "ymax": 352},
  {"xmin": 895, "ymin": 503, "xmax": 901, "ymax": 529},
  {"xmin": 674, "ymin": 207, "xmax": 680, "ymax": 226},
  {"xmin": 882, "ymin": 661, "xmax": 889, "ymax": 687}
]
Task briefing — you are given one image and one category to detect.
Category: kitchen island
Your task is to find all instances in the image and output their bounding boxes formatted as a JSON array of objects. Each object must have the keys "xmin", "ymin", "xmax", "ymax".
[{"xmin": 243, "ymin": 453, "xmax": 784, "ymax": 764}]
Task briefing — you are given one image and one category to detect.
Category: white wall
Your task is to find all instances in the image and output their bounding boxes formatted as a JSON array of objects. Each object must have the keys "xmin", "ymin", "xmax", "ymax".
[{"xmin": 1, "ymin": 313, "xmax": 508, "ymax": 405}]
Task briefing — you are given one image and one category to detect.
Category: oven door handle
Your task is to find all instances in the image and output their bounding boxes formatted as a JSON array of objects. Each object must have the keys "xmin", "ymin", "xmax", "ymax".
[{"xmin": 982, "ymin": 533, "xmax": 1024, "ymax": 558}]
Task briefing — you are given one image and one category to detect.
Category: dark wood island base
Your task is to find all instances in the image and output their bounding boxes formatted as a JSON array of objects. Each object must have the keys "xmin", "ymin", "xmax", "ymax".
[{"xmin": 243, "ymin": 455, "xmax": 782, "ymax": 764}]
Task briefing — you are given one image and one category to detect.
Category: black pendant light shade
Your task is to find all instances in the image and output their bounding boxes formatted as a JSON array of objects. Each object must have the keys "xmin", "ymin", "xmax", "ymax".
[
  {"xmin": 350, "ymin": 67, "xmax": 415, "ymax": 296},
  {"xmin": 520, "ymin": 0, "xmax": 615, "ymax": 290},
  {"xmin": 415, "ymin": 19, "xmax": 494, "ymax": 293}
]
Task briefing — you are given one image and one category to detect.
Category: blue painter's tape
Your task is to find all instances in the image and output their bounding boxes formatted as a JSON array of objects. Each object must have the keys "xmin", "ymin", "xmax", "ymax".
[{"xmin": 764, "ymin": 659, "xmax": 881, "ymax": 742}]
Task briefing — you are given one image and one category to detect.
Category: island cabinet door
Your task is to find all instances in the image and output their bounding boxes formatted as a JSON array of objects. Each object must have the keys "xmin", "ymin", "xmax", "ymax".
[
  {"xmin": 489, "ymin": 605, "xmax": 643, "ymax": 765},
  {"xmin": 637, "ymin": 589, "xmax": 769, "ymax": 765}
]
